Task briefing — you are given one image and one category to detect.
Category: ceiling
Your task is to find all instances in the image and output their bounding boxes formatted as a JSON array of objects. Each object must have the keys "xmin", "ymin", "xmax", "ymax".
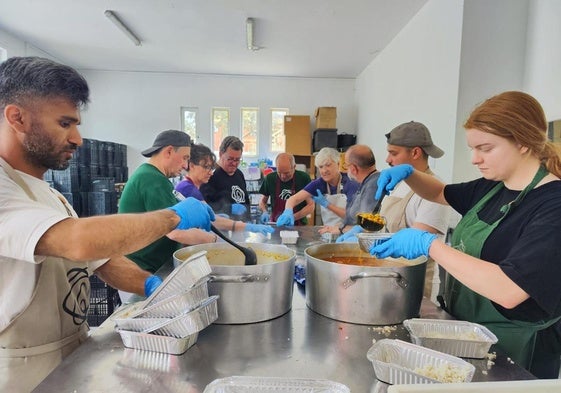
[{"xmin": 0, "ymin": 0, "xmax": 428, "ymax": 79}]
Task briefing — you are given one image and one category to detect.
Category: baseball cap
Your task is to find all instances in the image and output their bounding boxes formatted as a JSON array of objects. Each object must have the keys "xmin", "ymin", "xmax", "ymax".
[
  {"xmin": 141, "ymin": 130, "xmax": 191, "ymax": 157},
  {"xmin": 385, "ymin": 121, "xmax": 444, "ymax": 158}
]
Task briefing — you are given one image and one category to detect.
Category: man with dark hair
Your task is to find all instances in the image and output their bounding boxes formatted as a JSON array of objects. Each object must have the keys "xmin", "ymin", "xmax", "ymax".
[
  {"xmin": 117, "ymin": 131, "xmax": 217, "ymax": 302},
  {"xmin": 0, "ymin": 56, "xmax": 214, "ymax": 391},
  {"xmin": 200, "ymin": 136, "xmax": 251, "ymax": 220}
]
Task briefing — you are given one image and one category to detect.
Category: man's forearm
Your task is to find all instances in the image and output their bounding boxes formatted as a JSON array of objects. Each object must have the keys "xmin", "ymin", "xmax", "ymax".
[{"xmin": 36, "ymin": 209, "xmax": 180, "ymax": 261}]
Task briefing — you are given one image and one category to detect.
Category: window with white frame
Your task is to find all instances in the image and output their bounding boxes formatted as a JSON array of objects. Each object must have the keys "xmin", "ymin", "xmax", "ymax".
[
  {"xmin": 241, "ymin": 107, "xmax": 258, "ymax": 156},
  {"xmin": 212, "ymin": 107, "xmax": 230, "ymax": 154},
  {"xmin": 271, "ymin": 108, "xmax": 289, "ymax": 152},
  {"xmin": 181, "ymin": 107, "xmax": 198, "ymax": 141}
]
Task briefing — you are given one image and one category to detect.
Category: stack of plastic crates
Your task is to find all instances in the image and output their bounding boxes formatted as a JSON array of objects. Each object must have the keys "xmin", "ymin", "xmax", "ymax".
[{"xmin": 88, "ymin": 275, "xmax": 121, "ymax": 327}]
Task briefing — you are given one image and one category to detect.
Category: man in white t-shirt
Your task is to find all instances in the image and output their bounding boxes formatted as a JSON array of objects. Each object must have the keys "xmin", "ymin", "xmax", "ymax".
[
  {"xmin": 380, "ymin": 121, "xmax": 450, "ymax": 302},
  {"xmin": 0, "ymin": 56, "xmax": 215, "ymax": 391}
]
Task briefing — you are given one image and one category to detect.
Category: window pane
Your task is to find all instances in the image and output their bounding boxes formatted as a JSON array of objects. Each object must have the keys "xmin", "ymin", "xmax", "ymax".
[
  {"xmin": 212, "ymin": 108, "xmax": 230, "ymax": 153},
  {"xmin": 241, "ymin": 108, "xmax": 258, "ymax": 156},
  {"xmin": 271, "ymin": 108, "xmax": 288, "ymax": 152},
  {"xmin": 181, "ymin": 107, "xmax": 197, "ymax": 141}
]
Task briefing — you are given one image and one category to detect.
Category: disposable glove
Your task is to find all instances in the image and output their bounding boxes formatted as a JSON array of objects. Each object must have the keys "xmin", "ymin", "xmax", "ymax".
[
  {"xmin": 144, "ymin": 275, "xmax": 163, "ymax": 297},
  {"xmin": 276, "ymin": 208, "xmax": 295, "ymax": 226},
  {"xmin": 168, "ymin": 197, "xmax": 215, "ymax": 231},
  {"xmin": 246, "ymin": 223, "xmax": 275, "ymax": 235},
  {"xmin": 369, "ymin": 228, "xmax": 437, "ymax": 259},
  {"xmin": 375, "ymin": 164, "xmax": 415, "ymax": 200},
  {"xmin": 336, "ymin": 225, "xmax": 363, "ymax": 243},
  {"xmin": 312, "ymin": 189, "xmax": 330, "ymax": 208},
  {"xmin": 231, "ymin": 203, "xmax": 247, "ymax": 216},
  {"xmin": 260, "ymin": 211, "xmax": 271, "ymax": 224}
]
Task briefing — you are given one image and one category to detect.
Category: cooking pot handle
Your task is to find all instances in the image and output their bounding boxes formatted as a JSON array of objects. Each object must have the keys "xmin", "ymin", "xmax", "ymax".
[
  {"xmin": 342, "ymin": 271, "xmax": 408, "ymax": 289},
  {"xmin": 209, "ymin": 274, "xmax": 270, "ymax": 283}
]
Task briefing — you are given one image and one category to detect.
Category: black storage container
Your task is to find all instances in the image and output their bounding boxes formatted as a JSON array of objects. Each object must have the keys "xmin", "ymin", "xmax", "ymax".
[
  {"xmin": 337, "ymin": 133, "xmax": 357, "ymax": 151},
  {"xmin": 312, "ymin": 128, "xmax": 338, "ymax": 152}
]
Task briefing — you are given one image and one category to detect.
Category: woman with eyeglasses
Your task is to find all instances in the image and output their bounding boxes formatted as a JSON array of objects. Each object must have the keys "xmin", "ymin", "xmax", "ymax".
[{"xmin": 175, "ymin": 143, "xmax": 273, "ymax": 236}]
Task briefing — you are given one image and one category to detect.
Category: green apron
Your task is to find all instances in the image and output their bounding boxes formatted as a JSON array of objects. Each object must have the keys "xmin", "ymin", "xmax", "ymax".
[{"xmin": 447, "ymin": 166, "xmax": 560, "ymax": 368}]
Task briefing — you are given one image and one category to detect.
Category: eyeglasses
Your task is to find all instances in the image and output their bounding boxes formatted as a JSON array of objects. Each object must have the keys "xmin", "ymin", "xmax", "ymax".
[
  {"xmin": 224, "ymin": 156, "xmax": 242, "ymax": 163},
  {"xmin": 193, "ymin": 163, "xmax": 214, "ymax": 171}
]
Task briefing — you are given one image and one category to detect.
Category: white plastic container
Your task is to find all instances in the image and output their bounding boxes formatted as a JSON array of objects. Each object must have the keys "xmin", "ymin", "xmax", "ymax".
[{"xmin": 280, "ymin": 230, "xmax": 299, "ymax": 244}]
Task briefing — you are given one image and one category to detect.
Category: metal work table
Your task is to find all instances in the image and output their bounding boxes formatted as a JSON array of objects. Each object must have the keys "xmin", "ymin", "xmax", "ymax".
[{"xmin": 35, "ymin": 227, "xmax": 535, "ymax": 392}]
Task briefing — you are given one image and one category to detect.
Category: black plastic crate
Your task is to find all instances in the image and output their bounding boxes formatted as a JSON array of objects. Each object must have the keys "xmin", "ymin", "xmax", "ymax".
[
  {"xmin": 91, "ymin": 177, "xmax": 115, "ymax": 192},
  {"xmin": 87, "ymin": 191, "xmax": 117, "ymax": 215},
  {"xmin": 61, "ymin": 192, "xmax": 81, "ymax": 216},
  {"xmin": 87, "ymin": 275, "xmax": 121, "ymax": 327},
  {"xmin": 52, "ymin": 165, "xmax": 80, "ymax": 193}
]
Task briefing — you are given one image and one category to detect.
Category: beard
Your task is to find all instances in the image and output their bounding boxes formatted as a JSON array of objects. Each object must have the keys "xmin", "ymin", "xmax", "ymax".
[{"xmin": 22, "ymin": 121, "xmax": 77, "ymax": 170}]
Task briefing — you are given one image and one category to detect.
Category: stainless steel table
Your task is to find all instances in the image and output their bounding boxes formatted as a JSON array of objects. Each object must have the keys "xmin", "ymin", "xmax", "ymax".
[{"xmin": 34, "ymin": 227, "xmax": 535, "ymax": 392}]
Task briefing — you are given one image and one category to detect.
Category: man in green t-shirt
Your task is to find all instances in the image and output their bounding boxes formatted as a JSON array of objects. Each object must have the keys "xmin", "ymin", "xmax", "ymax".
[
  {"xmin": 118, "ymin": 130, "xmax": 216, "ymax": 277},
  {"xmin": 258, "ymin": 153, "xmax": 313, "ymax": 225}
]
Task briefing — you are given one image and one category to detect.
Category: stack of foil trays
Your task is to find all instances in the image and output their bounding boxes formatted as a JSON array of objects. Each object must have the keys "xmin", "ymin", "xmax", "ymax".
[{"xmin": 113, "ymin": 251, "xmax": 218, "ymax": 355}]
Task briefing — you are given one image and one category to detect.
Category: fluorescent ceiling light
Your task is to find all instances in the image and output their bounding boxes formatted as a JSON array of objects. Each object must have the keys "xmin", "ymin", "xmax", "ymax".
[
  {"xmin": 246, "ymin": 17, "xmax": 260, "ymax": 51},
  {"xmin": 104, "ymin": 10, "xmax": 142, "ymax": 46}
]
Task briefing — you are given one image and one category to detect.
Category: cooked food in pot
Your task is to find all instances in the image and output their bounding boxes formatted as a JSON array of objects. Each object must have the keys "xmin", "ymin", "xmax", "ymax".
[
  {"xmin": 202, "ymin": 248, "xmax": 290, "ymax": 266},
  {"xmin": 321, "ymin": 256, "xmax": 408, "ymax": 267}
]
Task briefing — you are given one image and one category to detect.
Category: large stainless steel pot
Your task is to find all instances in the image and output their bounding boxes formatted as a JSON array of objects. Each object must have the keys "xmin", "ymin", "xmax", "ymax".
[
  {"xmin": 174, "ymin": 242, "xmax": 295, "ymax": 324},
  {"xmin": 305, "ymin": 243, "xmax": 426, "ymax": 325}
]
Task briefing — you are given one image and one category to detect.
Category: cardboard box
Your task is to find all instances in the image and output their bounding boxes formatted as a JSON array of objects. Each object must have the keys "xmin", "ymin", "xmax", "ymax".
[
  {"xmin": 314, "ymin": 107, "xmax": 337, "ymax": 129},
  {"xmin": 284, "ymin": 115, "xmax": 311, "ymax": 155}
]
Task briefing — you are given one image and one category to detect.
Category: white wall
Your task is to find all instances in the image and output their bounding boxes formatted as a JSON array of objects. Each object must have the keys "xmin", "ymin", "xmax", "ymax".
[
  {"xmin": 453, "ymin": 0, "xmax": 529, "ymax": 183},
  {"xmin": 355, "ymin": 0, "xmax": 464, "ymax": 184},
  {"xmin": 79, "ymin": 70, "xmax": 356, "ymax": 171},
  {"xmin": 524, "ymin": 0, "xmax": 561, "ymax": 121},
  {"xmin": 0, "ymin": 29, "xmax": 61, "ymax": 60}
]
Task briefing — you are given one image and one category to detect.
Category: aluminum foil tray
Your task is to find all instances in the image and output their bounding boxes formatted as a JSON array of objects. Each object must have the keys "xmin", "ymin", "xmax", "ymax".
[
  {"xmin": 147, "ymin": 295, "xmax": 219, "ymax": 338},
  {"xmin": 129, "ymin": 278, "xmax": 210, "ymax": 318},
  {"xmin": 144, "ymin": 250, "xmax": 212, "ymax": 307},
  {"xmin": 117, "ymin": 329, "xmax": 198, "ymax": 355},
  {"xmin": 114, "ymin": 315, "xmax": 170, "ymax": 332},
  {"xmin": 366, "ymin": 339, "xmax": 475, "ymax": 384},
  {"xmin": 203, "ymin": 376, "xmax": 350, "ymax": 393},
  {"xmin": 403, "ymin": 318, "xmax": 498, "ymax": 359}
]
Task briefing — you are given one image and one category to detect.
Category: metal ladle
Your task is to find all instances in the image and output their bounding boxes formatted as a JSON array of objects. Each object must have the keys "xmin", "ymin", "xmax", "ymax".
[
  {"xmin": 211, "ymin": 224, "xmax": 258, "ymax": 266},
  {"xmin": 356, "ymin": 193, "xmax": 386, "ymax": 232}
]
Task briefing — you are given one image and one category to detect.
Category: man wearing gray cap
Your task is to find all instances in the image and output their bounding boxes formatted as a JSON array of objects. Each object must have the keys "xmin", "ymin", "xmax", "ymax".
[
  {"xmin": 119, "ymin": 130, "xmax": 217, "ymax": 279},
  {"xmin": 380, "ymin": 121, "xmax": 450, "ymax": 302}
]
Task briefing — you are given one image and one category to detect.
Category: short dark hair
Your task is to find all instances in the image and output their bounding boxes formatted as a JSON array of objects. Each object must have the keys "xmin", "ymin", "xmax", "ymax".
[
  {"xmin": 0, "ymin": 56, "xmax": 90, "ymax": 114},
  {"xmin": 219, "ymin": 136, "xmax": 244, "ymax": 155},
  {"xmin": 190, "ymin": 143, "xmax": 216, "ymax": 167}
]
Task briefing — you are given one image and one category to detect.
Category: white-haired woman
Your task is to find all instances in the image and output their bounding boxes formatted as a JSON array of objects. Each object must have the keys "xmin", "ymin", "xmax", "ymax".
[{"xmin": 276, "ymin": 147, "xmax": 359, "ymax": 226}]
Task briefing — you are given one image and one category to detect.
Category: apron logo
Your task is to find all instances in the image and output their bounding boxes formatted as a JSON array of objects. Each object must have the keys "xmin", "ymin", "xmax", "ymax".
[
  {"xmin": 231, "ymin": 186, "xmax": 246, "ymax": 203},
  {"xmin": 279, "ymin": 189, "xmax": 292, "ymax": 200},
  {"xmin": 63, "ymin": 267, "xmax": 90, "ymax": 325}
]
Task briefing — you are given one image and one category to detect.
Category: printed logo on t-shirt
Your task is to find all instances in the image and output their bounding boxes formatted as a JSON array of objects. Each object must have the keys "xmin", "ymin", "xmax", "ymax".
[
  {"xmin": 279, "ymin": 189, "xmax": 293, "ymax": 200},
  {"xmin": 231, "ymin": 186, "xmax": 246, "ymax": 203}
]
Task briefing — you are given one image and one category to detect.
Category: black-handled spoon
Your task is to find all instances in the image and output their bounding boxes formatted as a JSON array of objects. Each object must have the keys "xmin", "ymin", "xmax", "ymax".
[{"xmin": 211, "ymin": 224, "xmax": 258, "ymax": 266}]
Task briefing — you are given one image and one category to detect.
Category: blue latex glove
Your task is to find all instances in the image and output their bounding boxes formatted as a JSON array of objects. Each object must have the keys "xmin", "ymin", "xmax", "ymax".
[
  {"xmin": 246, "ymin": 223, "xmax": 275, "ymax": 235},
  {"xmin": 312, "ymin": 189, "xmax": 330, "ymax": 208},
  {"xmin": 370, "ymin": 228, "xmax": 437, "ymax": 259},
  {"xmin": 276, "ymin": 208, "xmax": 295, "ymax": 226},
  {"xmin": 260, "ymin": 211, "xmax": 271, "ymax": 224},
  {"xmin": 168, "ymin": 197, "xmax": 215, "ymax": 231},
  {"xmin": 231, "ymin": 203, "xmax": 247, "ymax": 216},
  {"xmin": 375, "ymin": 164, "xmax": 415, "ymax": 200},
  {"xmin": 336, "ymin": 225, "xmax": 363, "ymax": 243},
  {"xmin": 144, "ymin": 275, "xmax": 163, "ymax": 297}
]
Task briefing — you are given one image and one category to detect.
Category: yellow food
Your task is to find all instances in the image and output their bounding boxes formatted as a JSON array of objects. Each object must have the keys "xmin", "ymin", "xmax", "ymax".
[
  {"xmin": 413, "ymin": 363, "xmax": 470, "ymax": 383},
  {"xmin": 357, "ymin": 213, "xmax": 386, "ymax": 225}
]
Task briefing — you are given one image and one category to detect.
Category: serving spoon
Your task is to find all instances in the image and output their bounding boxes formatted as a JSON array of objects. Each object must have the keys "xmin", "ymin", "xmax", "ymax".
[
  {"xmin": 356, "ymin": 193, "xmax": 386, "ymax": 232},
  {"xmin": 211, "ymin": 224, "xmax": 258, "ymax": 266}
]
